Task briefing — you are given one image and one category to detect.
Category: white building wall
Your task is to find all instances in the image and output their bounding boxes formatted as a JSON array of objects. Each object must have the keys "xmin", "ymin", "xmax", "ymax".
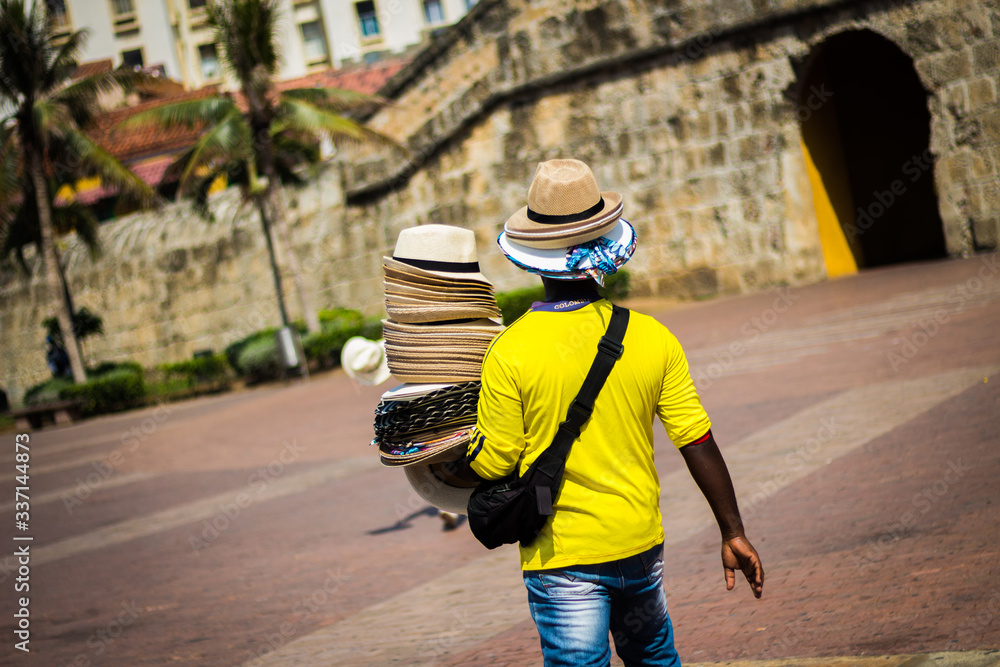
[
  {"xmin": 30, "ymin": 0, "xmax": 472, "ymax": 87},
  {"xmin": 51, "ymin": 0, "xmax": 182, "ymax": 78}
]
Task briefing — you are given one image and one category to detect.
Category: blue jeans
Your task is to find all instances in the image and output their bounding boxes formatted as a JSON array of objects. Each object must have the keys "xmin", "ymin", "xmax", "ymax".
[{"xmin": 523, "ymin": 544, "xmax": 681, "ymax": 667}]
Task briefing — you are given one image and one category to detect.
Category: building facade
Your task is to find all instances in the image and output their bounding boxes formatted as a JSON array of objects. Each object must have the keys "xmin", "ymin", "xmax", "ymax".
[{"xmin": 38, "ymin": 0, "xmax": 476, "ymax": 89}]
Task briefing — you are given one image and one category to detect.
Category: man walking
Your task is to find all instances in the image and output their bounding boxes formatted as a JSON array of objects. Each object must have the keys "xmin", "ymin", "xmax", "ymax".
[{"xmin": 466, "ymin": 159, "xmax": 764, "ymax": 666}]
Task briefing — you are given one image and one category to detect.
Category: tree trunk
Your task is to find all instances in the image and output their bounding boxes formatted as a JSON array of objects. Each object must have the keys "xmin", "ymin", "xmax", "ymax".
[
  {"xmin": 26, "ymin": 145, "xmax": 87, "ymax": 383},
  {"xmin": 249, "ymin": 102, "xmax": 320, "ymax": 334},
  {"xmin": 257, "ymin": 197, "xmax": 290, "ymax": 328},
  {"xmin": 267, "ymin": 187, "xmax": 321, "ymax": 333}
]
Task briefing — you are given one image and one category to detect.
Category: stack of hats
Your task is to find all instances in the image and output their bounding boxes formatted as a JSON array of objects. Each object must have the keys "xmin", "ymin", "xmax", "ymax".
[{"xmin": 372, "ymin": 225, "xmax": 504, "ymax": 512}]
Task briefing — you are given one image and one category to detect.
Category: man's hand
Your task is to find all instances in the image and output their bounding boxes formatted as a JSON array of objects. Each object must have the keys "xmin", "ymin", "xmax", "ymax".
[{"xmin": 722, "ymin": 535, "xmax": 764, "ymax": 599}]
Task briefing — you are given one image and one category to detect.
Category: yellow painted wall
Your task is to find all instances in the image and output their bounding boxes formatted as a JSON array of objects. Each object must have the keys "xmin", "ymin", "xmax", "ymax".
[{"xmin": 801, "ymin": 137, "xmax": 857, "ymax": 277}]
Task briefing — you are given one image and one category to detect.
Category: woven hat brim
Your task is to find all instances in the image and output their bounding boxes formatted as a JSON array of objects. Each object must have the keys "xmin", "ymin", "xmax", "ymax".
[
  {"xmin": 381, "ymin": 383, "xmax": 455, "ymax": 400},
  {"xmin": 498, "ymin": 218, "xmax": 635, "ymax": 275},
  {"xmin": 385, "ymin": 303, "xmax": 501, "ymax": 324},
  {"xmin": 388, "ymin": 369, "xmax": 483, "ymax": 384},
  {"xmin": 504, "ymin": 192, "xmax": 624, "ymax": 250},
  {"xmin": 386, "ymin": 288, "xmax": 498, "ymax": 303},
  {"xmin": 382, "ymin": 318, "xmax": 504, "ymax": 334},
  {"xmin": 383, "ymin": 257, "xmax": 493, "ymax": 286},
  {"xmin": 385, "ymin": 275, "xmax": 495, "ymax": 293},
  {"xmin": 403, "ymin": 464, "xmax": 473, "ymax": 513}
]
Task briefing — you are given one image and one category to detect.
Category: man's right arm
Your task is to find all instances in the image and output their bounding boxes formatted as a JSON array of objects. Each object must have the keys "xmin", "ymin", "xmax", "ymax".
[{"xmin": 679, "ymin": 432, "xmax": 764, "ymax": 599}]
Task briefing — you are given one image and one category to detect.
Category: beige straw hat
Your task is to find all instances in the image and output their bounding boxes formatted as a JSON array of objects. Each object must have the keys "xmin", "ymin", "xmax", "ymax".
[{"xmin": 504, "ymin": 159, "xmax": 624, "ymax": 250}]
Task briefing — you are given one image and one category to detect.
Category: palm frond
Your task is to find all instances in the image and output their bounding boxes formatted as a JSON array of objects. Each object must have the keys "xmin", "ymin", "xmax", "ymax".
[
  {"xmin": 207, "ymin": 0, "xmax": 282, "ymax": 82},
  {"xmin": 55, "ymin": 67, "xmax": 150, "ymax": 125},
  {"xmin": 44, "ymin": 27, "xmax": 88, "ymax": 92},
  {"xmin": 58, "ymin": 127, "xmax": 159, "ymax": 208},
  {"xmin": 173, "ymin": 107, "xmax": 251, "ymax": 193},
  {"xmin": 0, "ymin": 124, "xmax": 21, "ymax": 209},
  {"xmin": 120, "ymin": 96, "xmax": 238, "ymax": 131},
  {"xmin": 32, "ymin": 98, "xmax": 72, "ymax": 140},
  {"xmin": 276, "ymin": 97, "xmax": 404, "ymax": 152},
  {"xmin": 53, "ymin": 200, "xmax": 100, "ymax": 259}
]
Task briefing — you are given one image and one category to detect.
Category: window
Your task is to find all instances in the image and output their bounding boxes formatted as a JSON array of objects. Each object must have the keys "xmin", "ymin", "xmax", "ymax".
[
  {"xmin": 299, "ymin": 20, "xmax": 328, "ymax": 64},
  {"xmin": 423, "ymin": 0, "xmax": 444, "ymax": 25},
  {"xmin": 355, "ymin": 1, "xmax": 379, "ymax": 38},
  {"xmin": 121, "ymin": 49, "xmax": 144, "ymax": 70},
  {"xmin": 110, "ymin": 0, "xmax": 138, "ymax": 33},
  {"xmin": 189, "ymin": 0, "xmax": 207, "ymax": 8},
  {"xmin": 46, "ymin": 0, "xmax": 69, "ymax": 28},
  {"xmin": 111, "ymin": 0, "xmax": 135, "ymax": 16},
  {"xmin": 199, "ymin": 43, "xmax": 220, "ymax": 80},
  {"xmin": 464, "ymin": 0, "xmax": 478, "ymax": 10}
]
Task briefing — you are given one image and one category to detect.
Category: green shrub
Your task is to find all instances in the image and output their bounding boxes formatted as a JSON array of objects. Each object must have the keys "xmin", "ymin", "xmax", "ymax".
[
  {"xmin": 301, "ymin": 309, "xmax": 380, "ymax": 368},
  {"xmin": 160, "ymin": 354, "xmax": 231, "ymax": 387},
  {"xmin": 302, "ymin": 321, "xmax": 369, "ymax": 368},
  {"xmin": 318, "ymin": 308, "xmax": 364, "ymax": 331},
  {"xmin": 23, "ymin": 377, "xmax": 76, "ymax": 406},
  {"xmin": 89, "ymin": 360, "xmax": 144, "ymax": 377},
  {"xmin": 59, "ymin": 367, "xmax": 146, "ymax": 417},
  {"xmin": 496, "ymin": 286, "xmax": 545, "ymax": 325},
  {"xmin": 225, "ymin": 328, "xmax": 278, "ymax": 370},
  {"xmin": 359, "ymin": 317, "xmax": 383, "ymax": 340},
  {"xmin": 236, "ymin": 336, "xmax": 281, "ymax": 381}
]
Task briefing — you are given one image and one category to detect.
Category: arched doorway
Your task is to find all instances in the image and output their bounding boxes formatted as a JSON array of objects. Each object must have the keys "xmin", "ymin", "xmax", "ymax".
[{"xmin": 798, "ymin": 30, "xmax": 947, "ymax": 273}]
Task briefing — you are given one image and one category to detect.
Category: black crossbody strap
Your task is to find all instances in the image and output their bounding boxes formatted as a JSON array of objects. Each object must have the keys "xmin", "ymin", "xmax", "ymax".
[{"xmin": 532, "ymin": 304, "xmax": 630, "ymax": 507}]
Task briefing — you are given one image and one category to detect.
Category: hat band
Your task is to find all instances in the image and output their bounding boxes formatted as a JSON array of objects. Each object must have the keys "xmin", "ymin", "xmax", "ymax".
[
  {"xmin": 393, "ymin": 257, "xmax": 481, "ymax": 273},
  {"xmin": 526, "ymin": 197, "xmax": 605, "ymax": 225}
]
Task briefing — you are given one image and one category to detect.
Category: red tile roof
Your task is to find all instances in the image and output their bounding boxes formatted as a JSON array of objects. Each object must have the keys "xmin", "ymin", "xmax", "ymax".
[
  {"xmin": 277, "ymin": 57, "xmax": 409, "ymax": 95},
  {"xmin": 90, "ymin": 86, "xmax": 221, "ymax": 163},
  {"xmin": 72, "ymin": 59, "xmax": 113, "ymax": 80}
]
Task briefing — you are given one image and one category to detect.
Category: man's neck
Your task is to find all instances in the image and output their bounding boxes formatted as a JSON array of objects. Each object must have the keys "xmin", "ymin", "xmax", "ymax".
[{"xmin": 541, "ymin": 277, "xmax": 601, "ymax": 303}]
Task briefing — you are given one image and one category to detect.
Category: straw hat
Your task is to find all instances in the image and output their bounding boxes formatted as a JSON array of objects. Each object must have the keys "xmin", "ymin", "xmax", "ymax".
[
  {"xmin": 404, "ymin": 461, "xmax": 477, "ymax": 513},
  {"xmin": 504, "ymin": 159, "xmax": 624, "ymax": 250},
  {"xmin": 387, "ymin": 359, "xmax": 485, "ymax": 384},
  {"xmin": 385, "ymin": 297, "xmax": 501, "ymax": 324},
  {"xmin": 384, "ymin": 225, "xmax": 492, "ymax": 285},
  {"xmin": 340, "ymin": 337, "xmax": 391, "ymax": 386}
]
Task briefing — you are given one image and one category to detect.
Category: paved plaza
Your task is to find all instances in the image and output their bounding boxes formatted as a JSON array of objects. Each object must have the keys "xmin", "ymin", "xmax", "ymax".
[{"xmin": 1, "ymin": 254, "xmax": 999, "ymax": 666}]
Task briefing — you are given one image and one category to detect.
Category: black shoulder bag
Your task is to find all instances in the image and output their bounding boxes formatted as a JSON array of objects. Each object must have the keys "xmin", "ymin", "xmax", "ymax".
[{"xmin": 467, "ymin": 304, "xmax": 630, "ymax": 550}]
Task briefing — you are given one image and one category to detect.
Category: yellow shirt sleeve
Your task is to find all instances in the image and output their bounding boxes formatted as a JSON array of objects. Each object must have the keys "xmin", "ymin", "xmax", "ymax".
[
  {"xmin": 468, "ymin": 343, "xmax": 525, "ymax": 480},
  {"xmin": 657, "ymin": 329, "xmax": 712, "ymax": 447}
]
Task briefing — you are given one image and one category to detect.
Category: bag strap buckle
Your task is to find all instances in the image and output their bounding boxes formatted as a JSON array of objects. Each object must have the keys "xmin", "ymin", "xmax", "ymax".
[{"xmin": 597, "ymin": 336, "xmax": 624, "ymax": 359}]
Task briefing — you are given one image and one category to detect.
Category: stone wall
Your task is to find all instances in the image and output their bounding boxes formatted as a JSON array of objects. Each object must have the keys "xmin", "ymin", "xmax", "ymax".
[{"xmin": 3, "ymin": 0, "xmax": 999, "ymax": 404}]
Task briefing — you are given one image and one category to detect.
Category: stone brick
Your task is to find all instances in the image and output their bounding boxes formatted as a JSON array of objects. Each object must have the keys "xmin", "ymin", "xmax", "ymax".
[
  {"xmin": 971, "ymin": 215, "xmax": 999, "ymax": 248},
  {"xmin": 967, "ymin": 75, "xmax": 998, "ymax": 108},
  {"xmin": 973, "ymin": 41, "xmax": 1000, "ymax": 73},
  {"xmin": 931, "ymin": 50, "xmax": 975, "ymax": 86}
]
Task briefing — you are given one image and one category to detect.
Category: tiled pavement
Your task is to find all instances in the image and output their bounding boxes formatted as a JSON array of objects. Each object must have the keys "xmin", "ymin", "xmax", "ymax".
[{"xmin": 0, "ymin": 254, "xmax": 997, "ymax": 666}]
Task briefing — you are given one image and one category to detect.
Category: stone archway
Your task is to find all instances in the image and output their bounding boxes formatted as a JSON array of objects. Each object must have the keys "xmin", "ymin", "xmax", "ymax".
[{"xmin": 798, "ymin": 29, "xmax": 947, "ymax": 272}]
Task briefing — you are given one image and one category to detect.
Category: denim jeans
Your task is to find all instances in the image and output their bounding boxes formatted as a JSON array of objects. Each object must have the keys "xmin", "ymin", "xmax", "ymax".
[{"xmin": 522, "ymin": 544, "xmax": 681, "ymax": 667}]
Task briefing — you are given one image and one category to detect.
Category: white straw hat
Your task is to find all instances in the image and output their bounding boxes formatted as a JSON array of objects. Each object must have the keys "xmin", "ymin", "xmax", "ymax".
[
  {"xmin": 384, "ymin": 225, "xmax": 493, "ymax": 285},
  {"xmin": 404, "ymin": 462, "xmax": 476, "ymax": 514},
  {"xmin": 340, "ymin": 337, "xmax": 391, "ymax": 386}
]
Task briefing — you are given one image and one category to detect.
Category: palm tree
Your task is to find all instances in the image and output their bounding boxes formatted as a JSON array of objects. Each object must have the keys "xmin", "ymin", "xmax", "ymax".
[
  {"xmin": 125, "ymin": 0, "xmax": 399, "ymax": 333},
  {"xmin": 0, "ymin": 0, "xmax": 157, "ymax": 383}
]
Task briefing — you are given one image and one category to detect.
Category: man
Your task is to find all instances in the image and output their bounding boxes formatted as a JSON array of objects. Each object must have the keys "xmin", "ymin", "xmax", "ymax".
[{"xmin": 465, "ymin": 159, "xmax": 764, "ymax": 666}]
